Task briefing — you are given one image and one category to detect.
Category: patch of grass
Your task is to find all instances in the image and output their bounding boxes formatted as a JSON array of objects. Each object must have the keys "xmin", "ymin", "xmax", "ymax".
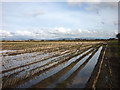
[{"xmin": 111, "ymin": 40, "xmax": 120, "ymax": 59}]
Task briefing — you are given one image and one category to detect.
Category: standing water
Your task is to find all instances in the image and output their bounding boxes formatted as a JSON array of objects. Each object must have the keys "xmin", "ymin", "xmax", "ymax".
[
  {"xmin": 68, "ymin": 46, "xmax": 103, "ymax": 88},
  {"xmin": 48, "ymin": 46, "xmax": 102, "ymax": 88}
]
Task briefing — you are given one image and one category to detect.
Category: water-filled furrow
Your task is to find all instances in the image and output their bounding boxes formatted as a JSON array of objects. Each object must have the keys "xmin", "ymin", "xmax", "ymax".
[
  {"xmin": 2, "ymin": 49, "xmax": 75, "ymax": 75},
  {"xmin": 2, "ymin": 44, "xmax": 92, "ymax": 73},
  {"xmin": 47, "ymin": 49, "xmax": 98, "ymax": 88},
  {"xmin": 68, "ymin": 46, "xmax": 103, "ymax": 88},
  {"xmin": 55, "ymin": 46, "xmax": 103, "ymax": 88},
  {"xmin": 2, "ymin": 46, "xmax": 91, "ymax": 78},
  {"xmin": 2, "ymin": 50, "xmax": 75, "ymax": 80},
  {"xmin": 17, "ymin": 47, "xmax": 93, "ymax": 80},
  {"xmin": 12, "ymin": 47, "xmax": 95, "ymax": 88},
  {"xmin": 2, "ymin": 49, "xmax": 78, "ymax": 87},
  {"xmin": 2, "ymin": 49, "xmax": 70, "ymax": 72},
  {"xmin": 2, "ymin": 45, "xmax": 97, "ymax": 88},
  {"xmin": 31, "ymin": 48, "xmax": 97, "ymax": 88}
]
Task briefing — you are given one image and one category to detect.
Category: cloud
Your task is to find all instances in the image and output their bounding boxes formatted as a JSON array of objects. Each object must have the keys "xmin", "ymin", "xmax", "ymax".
[
  {"xmin": 67, "ymin": 0, "xmax": 119, "ymax": 3},
  {"xmin": 16, "ymin": 30, "xmax": 33, "ymax": 36},
  {"xmin": 0, "ymin": 28, "xmax": 118, "ymax": 40},
  {"xmin": 67, "ymin": 0, "xmax": 118, "ymax": 15},
  {"xmin": 0, "ymin": 30, "xmax": 13, "ymax": 38},
  {"xmin": 67, "ymin": 0, "xmax": 118, "ymax": 32},
  {"xmin": 3, "ymin": 2, "xmax": 117, "ymax": 35},
  {"xmin": 2, "ymin": 2, "xmax": 118, "ymax": 40}
]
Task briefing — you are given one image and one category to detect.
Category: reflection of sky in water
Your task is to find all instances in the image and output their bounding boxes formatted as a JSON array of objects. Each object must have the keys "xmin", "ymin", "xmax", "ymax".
[
  {"xmin": 70, "ymin": 47, "xmax": 102, "ymax": 88},
  {"xmin": 2, "ymin": 50, "xmax": 67, "ymax": 74},
  {"xmin": 58, "ymin": 52, "xmax": 92, "ymax": 82},
  {"xmin": 47, "ymin": 48, "xmax": 93, "ymax": 88},
  {"xmin": 0, "ymin": 50, "xmax": 17, "ymax": 53},
  {"xmin": 17, "ymin": 48, "xmax": 93, "ymax": 88}
]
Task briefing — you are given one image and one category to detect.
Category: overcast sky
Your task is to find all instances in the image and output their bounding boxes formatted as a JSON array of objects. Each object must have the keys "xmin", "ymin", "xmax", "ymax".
[{"xmin": 0, "ymin": 1, "xmax": 118, "ymax": 40}]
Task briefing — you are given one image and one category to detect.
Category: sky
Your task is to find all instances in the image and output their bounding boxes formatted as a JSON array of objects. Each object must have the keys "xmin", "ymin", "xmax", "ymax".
[{"xmin": 0, "ymin": 1, "xmax": 119, "ymax": 40}]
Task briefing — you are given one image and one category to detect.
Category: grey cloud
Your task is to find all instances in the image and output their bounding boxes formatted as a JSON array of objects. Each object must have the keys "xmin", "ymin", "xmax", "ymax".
[
  {"xmin": 113, "ymin": 21, "xmax": 118, "ymax": 26},
  {"xmin": 67, "ymin": 1, "xmax": 118, "ymax": 14},
  {"xmin": 101, "ymin": 22, "xmax": 105, "ymax": 24}
]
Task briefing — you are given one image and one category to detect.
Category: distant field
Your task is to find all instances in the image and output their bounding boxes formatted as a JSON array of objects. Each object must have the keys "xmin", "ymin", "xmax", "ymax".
[
  {"xmin": 1, "ymin": 41, "xmax": 104, "ymax": 50},
  {"xmin": 1, "ymin": 41, "xmax": 103, "ymax": 55},
  {"xmin": 0, "ymin": 41, "xmax": 107, "ymax": 88}
]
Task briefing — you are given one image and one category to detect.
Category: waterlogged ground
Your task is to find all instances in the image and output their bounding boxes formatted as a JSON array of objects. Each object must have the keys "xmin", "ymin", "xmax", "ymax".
[{"xmin": 0, "ymin": 41, "xmax": 105, "ymax": 88}]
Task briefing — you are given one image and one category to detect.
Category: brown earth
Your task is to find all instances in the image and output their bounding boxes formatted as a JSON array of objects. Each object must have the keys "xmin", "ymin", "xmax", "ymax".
[{"xmin": 86, "ymin": 41, "xmax": 120, "ymax": 89}]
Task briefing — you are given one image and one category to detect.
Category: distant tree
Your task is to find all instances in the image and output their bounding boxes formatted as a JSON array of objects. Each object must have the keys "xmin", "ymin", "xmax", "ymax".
[
  {"xmin": 28, "ymin": 39, "xmax": 34, "ymax": 41},
  {"xmin": 2, "ymin": 40, "xmax": 6, "ymax": 42},
  {"xmin": 108, "ymin": 38, "xmax": 116, "ymax": 40},
  {"xmin": 116, "ymin": 33, "xmax": 120, "ymax": 42},
  {"xmin": 75, "ymin": 38, "xmax": 80, "ymax": 41},
  {"xmin": 41, "ymin": 40, "xmax": 45, "ymax": 41}
]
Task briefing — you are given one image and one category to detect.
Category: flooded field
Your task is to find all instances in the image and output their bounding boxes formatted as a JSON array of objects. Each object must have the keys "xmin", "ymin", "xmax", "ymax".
[{"xmin": 0, "ymin": 41, "xmax": 106, "ymax": 88}]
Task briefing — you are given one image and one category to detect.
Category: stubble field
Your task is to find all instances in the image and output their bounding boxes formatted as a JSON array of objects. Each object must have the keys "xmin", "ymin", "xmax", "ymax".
[{"xmin": 0, "ymin": 41, "xmax": 107, "ymax": 88}]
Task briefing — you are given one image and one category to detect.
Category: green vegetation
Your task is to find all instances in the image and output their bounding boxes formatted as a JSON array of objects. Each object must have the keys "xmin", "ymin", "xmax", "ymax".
[{"xmin": 111, "ymin": 40, "xmax": 120, "ymax": 59}]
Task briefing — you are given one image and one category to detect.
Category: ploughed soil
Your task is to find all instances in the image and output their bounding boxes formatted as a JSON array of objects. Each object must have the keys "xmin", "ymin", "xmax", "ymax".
[{"xmin": 86, "ymin": 41, "xmax": 120, "ymax": 89}]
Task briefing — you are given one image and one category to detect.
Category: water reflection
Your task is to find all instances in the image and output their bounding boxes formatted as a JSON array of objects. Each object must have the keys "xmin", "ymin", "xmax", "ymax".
[
  {"xmin": 16, "ymin": 48, "xmax": 93, "ymax": 88},
  {"xmin": 69, "ymin": 46, "xmax": 102, "ymax": 88}
]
